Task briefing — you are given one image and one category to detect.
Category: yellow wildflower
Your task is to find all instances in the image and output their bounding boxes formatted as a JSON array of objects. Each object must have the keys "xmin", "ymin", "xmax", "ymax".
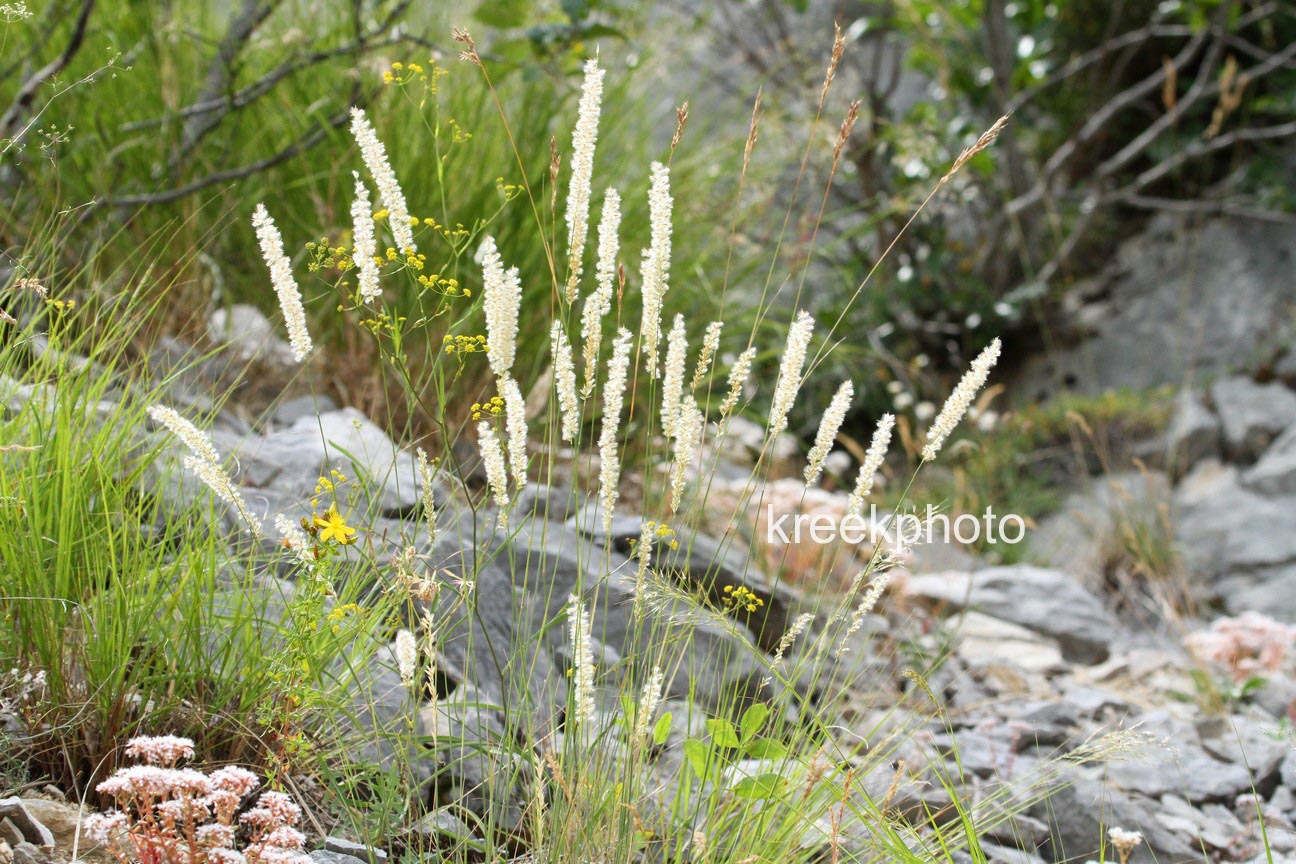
[{"xmin": 314, "ymin": 506, "xmax": 357, "ymax": 545}]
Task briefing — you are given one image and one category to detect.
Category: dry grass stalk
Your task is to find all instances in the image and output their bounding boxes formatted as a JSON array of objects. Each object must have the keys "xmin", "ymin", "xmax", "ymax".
[
  {"xmin": 939, "ymin": 114, "xmax": 1011, "ymax": 188},
  {"xmin": 670, "ymin": 102, "xmax": 689, "ymax": 158},
  {"xmin": 452, "ymin": 28, "xmax": 480, "ymax": 66},
  {"xmin": 819, "ymin": 22, "xmax": 845, "ymax": 111},
  {"xmin": 743, "ymin": 88, "xmax": 763, "ymax": 176}
]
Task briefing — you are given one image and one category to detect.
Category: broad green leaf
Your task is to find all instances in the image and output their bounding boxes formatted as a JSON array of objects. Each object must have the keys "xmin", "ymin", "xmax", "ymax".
[
  {"xmin": 652, "ymin": 711, "xmax": 673, "ymax": 746},
  {"xmin": 740, "ymin": 703, "xmax": 769, "ymax": 740},
  {"xmin": 744, "ymin": 737, "xmax": 788, "ymax": 760},
  {"xmin": 706, "ymin": 719, "xmax": 741, "ymax": 748},
  {"xmin": 732, "ymin": 773, "xmax": 789, "ymax": 800},
  {"xmin": 683, "ymin": 739, "xmax": 711, "ymax": 780}
]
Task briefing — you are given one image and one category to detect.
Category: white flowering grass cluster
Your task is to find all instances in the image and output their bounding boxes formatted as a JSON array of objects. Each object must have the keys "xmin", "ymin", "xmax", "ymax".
[
  {"xmin": 218, "ymin": 41, "xmax": 1008, "ymax": 758},
  {"xmin": 131, "ymin": 34, "xmax": 1021, "ymax": 864},
  {"xmin": 84, "ymin": 736, "xmax": 310, "ymax": 864}
]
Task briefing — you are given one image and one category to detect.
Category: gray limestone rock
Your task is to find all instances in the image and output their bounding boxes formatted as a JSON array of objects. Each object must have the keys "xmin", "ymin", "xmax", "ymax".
[
  {"xmin": 1211, "ymin": 377, "xmax": 1296, "ymax": 462},
  {"xmin": 904, "ymin": 566, "xmax": 1118, "ymax": 664}
]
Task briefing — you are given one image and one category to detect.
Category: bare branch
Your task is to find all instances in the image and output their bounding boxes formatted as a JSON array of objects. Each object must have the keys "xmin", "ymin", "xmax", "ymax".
[
  {"xmin": 1117, "ymin": 118, "xmax": 1296, "ymax": 193},
  {"xmin": 101, "ymin": 103, "xmax": 361, "ymax": 208},
  {"xmin": 1119, "ymin": 194, "xmax": 1296, "ymax": 225},
  {"xmin": 1003, "ymin": 15, "xmax": 1219, "ymax": 218},
  {"xmin": 0, "ymin": 0, "xmax": 96, "ymax": 141},
  {"xmin": 178, "ymin": 0, "xmax": 279, "ymax": 158},
  {"xmin": 1097, "ymin": 35, "xmax": 1296, "ymax": 179}
]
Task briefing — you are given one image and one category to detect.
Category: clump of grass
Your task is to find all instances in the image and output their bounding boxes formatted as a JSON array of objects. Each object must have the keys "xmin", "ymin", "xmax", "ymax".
[
  {"xmin": 173, "ymin": 28, "xmax": 1032, "ymax": 862},
  {"xmin": 0, "ymin": 253, "xmax": 403, "ymax": 802},
  {"xmin": 0, "ymin": 18, "xmax": 1119, "ymax": 864}
]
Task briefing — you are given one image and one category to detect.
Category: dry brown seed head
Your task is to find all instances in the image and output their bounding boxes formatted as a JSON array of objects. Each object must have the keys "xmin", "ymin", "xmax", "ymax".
[
  {"xmin": 833, "ymin": 100, "xmax": 862, "ymax": 164},
  {"xmin": 671, "ymin": 102, "xmax": 690, "ymax": 157},
  {"xmin": 940, "ymin": 113, "xmax": 1010, "ymax": 187},
  {"xmin": 819, "ymin": 22, "xmax": 846, "ymax": 110},
  {"xmin": 743, "ymin": 88, "xmax": 763, "ymax": 175}
]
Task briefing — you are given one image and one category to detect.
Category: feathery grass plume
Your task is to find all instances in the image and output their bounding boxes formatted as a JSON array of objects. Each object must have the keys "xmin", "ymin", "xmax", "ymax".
[
  {"xmin": 719, "ymin": 346, "xmax": 757, "ymax": 417},
  {"xmin": 148, "ymin": 405, "xmax": 221, "ymax": 465},
  {"xmin": 567, "ymin": 594, "xmax": 596, "ymax": 726},
  {"xmin": 501, "ymin": 374, "xmax": 528, "ymax": 489},
  {"xmin": 938, "ymin": 114, "xmax": 1010, "ymax": 190},
  {"xmin": 921, "ymin": 337, "xmax": 1001, "ymax": 461},
  {"xmin": 597, "ymin": 329, "xmax": 633, "ymax": 534},
  {"xmin": 564, "ymin": 57, "xmax": 605, "ymax": 302},
  {"xmin": 773, "ymin": 613, "xmax": 816, "ymax": 666},
  {"xmin": 415, "ymin": 447, "xmax": 436, "ymax": 547},
  {"xmin": 551, "ymin": 322, "xmax": 580, "ymax": 442},
  {"xmin": 669, "ymin": 397, "xmax": 703, "ymax": 515},
  {"xmin": 836, "ymin": 572, "xmax": 892, "ymax": 657},
  {"xmin": 768, "ymin": 310, "xmax": 815, "ymax": 438},
  {"xmin": 274, "ymin": 514, "xmax": 315, "ymax": 569},
  {"xmin": 349, "ymin": 107, "xmax": 415, "ymax": 253},
  {"xmin": 420, "ymin": 606, "xmax": 439, "ymax": 721},
  {"xmin": 477, "ymin": 420, "xmax": 510, "ymax": 529},
  {"xmin": 660, "ymin": 314, "xmax": 688, "ymax": 439},
  {"xmin": 251, "ymin": 204, "xmax": 312, "ymax": 363},
  {"xmin": 581, "ymin": 188, "xmax": 621, "ymax": 396},
  {"xmin": 350, "ymin": 172, "xmax": 381, "ymax": 302},
  {"xmin": 395, "ymin": 629, "xmax": 418, "ymax": 689},
  {"xmin": 847, "ymin": 413, "xmax": 895, "ymax": 518},
  {"xmin": 480, "ymin": 236, "xmax": 521, "ymax": 377},
  {"xmin": 635, "ymin": 568, "xmax": 749, "ymax": 639},
  {"xmin": 804, "ymin": 379, "xmax": 854, "ymax": 485},
  {"xmin": 632, "ymin": 665, "xmax": 665, "ymax": 742},
  {"xmin": 149, "ymin": 406, "xmax": 263, "ymax": 538},
  {"xmin": 690, "ymin": 321, "xmax": 723, "ymax": 391},
  {"xmin": 633, "ymin": 521, "xmax": 654, "ymax": 609},
  {"xmin": 639, "ymin": 162, "xmax": 673, "ymax": 376},
  {"xmin": 183, "ymin": 455, "xmax": 264, "ymax": 539}
]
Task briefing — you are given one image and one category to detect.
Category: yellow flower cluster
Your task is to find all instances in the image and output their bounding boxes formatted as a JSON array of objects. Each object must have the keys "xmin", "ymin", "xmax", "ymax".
[
  {"xmin": 382, "ymin": 59, "xmax": 448, "ymax": 93},
  {"xmin": 326, "ymin": 602, "xmax": 362, "ymax": 634},
  {"xmin": 470, "ymin": 395, "xmax": 504, "ymax": 421},
  {"xmin": 306, "ymin": 239, "xmax": 354, "ymax": 272},
  {"xmin": 383, "ymin": 246, "xmax": 426, "ymax": 270},
  {"xmin": 446, "ymin": 117, "xmax": 472, "ymax": 143},
  {"xmin": 722, "ymin": 584, "xmax": 765, "ymax": 613},
  {"xmin": 495, "ymin": 177, "xmax": 522, "ymax": 200},
  {"xmin": 444, "ymin": 333, "xmax": 486, "ymax": 356},
  {"xmin": 359, "ymin": 310, "xmax": 407, "ymax": 337},
  {"xmin": 397, "ymin": 214, "xmax": 471, "ymax": 248},
  {"xmin": 629, "ymin": 520, "xmax": 680, "ymax": 552},
  {"xmin": 417, "ymin": 273, "xmax": 468, "ymax": 297}
]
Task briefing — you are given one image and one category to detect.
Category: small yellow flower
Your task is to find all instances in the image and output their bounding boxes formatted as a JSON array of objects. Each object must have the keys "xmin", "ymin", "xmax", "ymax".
[
  {"xmin": 314, "ymin": 506, "xmax": 357, "ymax": 545},
  {"xmin": 721, "ymin": 585, "xmax": 764, "ymax": 613}
]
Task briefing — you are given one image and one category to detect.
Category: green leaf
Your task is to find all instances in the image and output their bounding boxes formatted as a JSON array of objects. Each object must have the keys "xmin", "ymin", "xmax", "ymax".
[
  {"xmin": 474, "ymin": 0, "xmax": 530, "ymax": 28},
  {"xmin": 740, "ymin": 703, "xmax": 769, "ymax": 741},
  {"xmin": 744, "ymin": 737, "xmax": 788, "ymax": 760},
  {"xmin": 560, "ymin": 0, "xmax": 591, "ymax": 22},
  {"xmin": 732, "ymin": 773, "xmax": 789, "ymax": 800},
  {"xmin": 706, "ymin": 719, "xmax": 741, "ymax": 748},
  {"xmin": 1238, "ymin": 676, "xmax": 1268, "ymax": 696},
  {"xmin": 490, "ymin": 38, "xmax": 536, "ymax": 67},
  {"xmin": 574, "ymin": 24, "xmax": 628, "ymax": 42},
  {"xmin": 683, "ymin": 739, "xmax": 711, "ymax": 780},
  {"xmin": 652, "ymin": 711, "xmax": 672, "ymax": 746}
]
